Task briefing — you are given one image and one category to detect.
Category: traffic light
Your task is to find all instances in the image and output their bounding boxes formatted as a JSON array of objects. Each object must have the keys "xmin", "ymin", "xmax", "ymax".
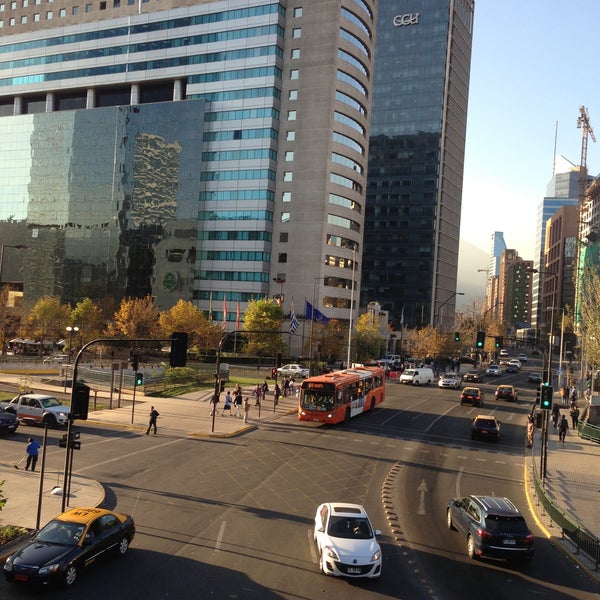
[
  {"xmin": 476, "ymin": 331, "xmax": 485, "ymax": 349},
  {"xmin": 454, "ymin": 332, "xmax": 460, "ymax": 342},
  {"xmin": 71, "ymin": 382, "xmax": 90, "ymax": 420},
  {"xmin": 59, "ymin": 431, "xmax": 81, "ymax": 450},
  {"xmin": 130, "ymin": 351, "xmax": 139, "ymax": 372},
  {"xmin": 540, "ymin": 385, "xmax": 554, "ymax": 410},
  {"xmin": 170, "ymin": 332, "xmax": 188, "ymax": 368},
  {"xmin": 135, "ymin": 372, "xmax": 144, "ymax": 387},
  {"xmin": 495, "ymin": 336, "xmax": 503, "ymax": 349},
  {"xmin": 271, "ymin": 367, "xmax": 277, "ymax": 380}
]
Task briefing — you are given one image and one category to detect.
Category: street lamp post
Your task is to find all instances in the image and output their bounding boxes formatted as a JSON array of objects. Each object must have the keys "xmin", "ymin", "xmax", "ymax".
[
  {"xmin": 66, "ymin": 326, "xmax": 79, "ymax": 365},
  {"xmin": 436, "ymin": 292, "xmax": 464, "ymax": 330}
]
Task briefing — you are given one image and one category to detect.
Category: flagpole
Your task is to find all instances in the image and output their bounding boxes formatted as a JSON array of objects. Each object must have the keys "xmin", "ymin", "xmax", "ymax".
[
  {"xmin": 309, "ymin": 280, "xmax": 318, "ymax": 374},
  {"xmin": 346, "ymin": 249, "xmax": 356, "ymax": 367}
]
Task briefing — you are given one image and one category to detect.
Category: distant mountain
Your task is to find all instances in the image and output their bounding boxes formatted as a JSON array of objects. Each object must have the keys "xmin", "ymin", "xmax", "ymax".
[{"xmin": 456, "ymin": 240, "xmax": 488, "ymax": 311}]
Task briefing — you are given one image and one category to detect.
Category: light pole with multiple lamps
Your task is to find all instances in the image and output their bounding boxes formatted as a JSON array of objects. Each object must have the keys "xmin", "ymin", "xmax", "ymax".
[{"xmin": 66, "ymin": 326, "xmax": 80, "ymax": 365}]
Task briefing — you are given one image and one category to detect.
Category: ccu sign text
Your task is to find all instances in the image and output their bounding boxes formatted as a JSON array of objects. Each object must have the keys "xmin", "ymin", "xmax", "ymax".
[{"xmin": 393, "ymin": 13, "xmax": 420, "ymax": 27}]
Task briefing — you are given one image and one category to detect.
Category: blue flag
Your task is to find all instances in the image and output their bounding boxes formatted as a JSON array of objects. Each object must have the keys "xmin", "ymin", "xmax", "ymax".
[{"xmin": 306, "ymin": 301, "xmax": 329, "ymax": 324}]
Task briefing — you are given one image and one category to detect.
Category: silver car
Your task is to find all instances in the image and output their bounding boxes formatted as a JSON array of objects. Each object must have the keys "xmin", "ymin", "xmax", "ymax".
[
  {"xmin": 277, "ymin": 364, "xmax": 309, "ymax": 378},
  {"xmin": 438, "ymin": 373, "xmax": 461, "ymax": 389}
]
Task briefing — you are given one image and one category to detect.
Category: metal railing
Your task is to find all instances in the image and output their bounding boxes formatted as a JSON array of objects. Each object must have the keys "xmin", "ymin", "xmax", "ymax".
[{"xmin": 532, "ymin": 456, "xmax": 600, "ymax": 570}]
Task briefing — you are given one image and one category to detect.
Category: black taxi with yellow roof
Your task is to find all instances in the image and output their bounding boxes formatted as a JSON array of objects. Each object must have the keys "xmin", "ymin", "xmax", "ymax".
[{"xmin": 4, "ymin": 506, "xmax": 135, "ymax": 587}]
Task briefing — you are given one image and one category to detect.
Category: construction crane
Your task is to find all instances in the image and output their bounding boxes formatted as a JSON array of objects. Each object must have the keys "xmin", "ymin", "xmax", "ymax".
[{"xmin": 577, "ymin": 105, "xmax": 596, "ymax": 207}]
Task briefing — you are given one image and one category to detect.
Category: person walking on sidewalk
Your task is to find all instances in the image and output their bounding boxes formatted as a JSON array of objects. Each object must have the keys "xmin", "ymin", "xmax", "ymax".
[
  {"xmin": 243, "ymin": 396, "xmax": 250, "ymax": 423},
  {"xmin": 25, "ymin": 437, "xmax": 41, "ymax": 471},
  {"xmin": 570, "ymin": 405, "xmax": 580, "ymax": 430},
  {"xmin": 233, "ymin": 389, "xmax": 243, "ymax": 418},
  {"xmin": 146, "ymin": 406, "xmax": 160, "ymax": 435},
  {"xmin": 551, "ymin": 404, "xmax": 560, "ymax": 428},
  {"xmin": 558, "ymin": 414, "xmax": 569, "ymax": 442},
  {"xmin": 222, "ymin": 391, "xmax": 232, "ymax": 416}
]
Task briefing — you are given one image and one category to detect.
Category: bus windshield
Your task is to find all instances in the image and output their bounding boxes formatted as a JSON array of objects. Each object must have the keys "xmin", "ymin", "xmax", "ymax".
[{"xmin": 300, "ymin": 389, "xmax": 335, "ymax": 412}]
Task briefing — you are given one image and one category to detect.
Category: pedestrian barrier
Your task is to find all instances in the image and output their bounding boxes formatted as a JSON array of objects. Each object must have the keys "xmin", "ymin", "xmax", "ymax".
[
  {"xmin": 579, "ymin": 420, "xmax": 600, "ymax": 443},
  {"xmin": 531, "ymin": 457, "xmax": 600, "ymax": 570}
]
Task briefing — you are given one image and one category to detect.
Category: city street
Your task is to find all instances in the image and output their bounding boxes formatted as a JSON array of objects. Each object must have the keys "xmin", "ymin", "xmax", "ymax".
[{"xmin": 0, "ymin": 364, "xmax": 597, "ymax": 599}]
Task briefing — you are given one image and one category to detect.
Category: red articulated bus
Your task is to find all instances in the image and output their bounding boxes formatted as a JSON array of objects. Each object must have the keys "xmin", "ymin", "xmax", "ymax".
[{"xmin": 298, "ymin": 365, "xmax": 385, "ymax": 424}]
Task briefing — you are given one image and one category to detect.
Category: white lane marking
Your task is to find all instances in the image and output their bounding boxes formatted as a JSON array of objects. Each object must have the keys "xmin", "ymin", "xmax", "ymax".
[
  {"xmin": 214, "ymin": 521, "xmax": 226, "ymax": 552},
  {"xmin": 424, "ymin": 403, "xmax": 457, "ymax": 433},
  {"xmin": 456, "ymin": 467, "xmax": 464, "ymax": 498},
  {"xmin": 76, "ymin": 437, "xmax": 185, "ymax": 472},
  {"xmin": 417, "ymin": 479, "xmax": 428, "ymax": 515},
  {"xmin": 308, "ymin": 529, "xmax": 318, "ymax": 564}
]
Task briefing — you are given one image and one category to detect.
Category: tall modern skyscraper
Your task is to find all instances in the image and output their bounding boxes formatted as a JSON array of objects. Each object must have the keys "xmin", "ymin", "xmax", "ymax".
[
  {"xmin": 360, "ymin": 0, "xmax": 474, "ymax": 332},
  {"xmin": 0, "ymin": 0, "xmax": 376, "ymax": 348}
]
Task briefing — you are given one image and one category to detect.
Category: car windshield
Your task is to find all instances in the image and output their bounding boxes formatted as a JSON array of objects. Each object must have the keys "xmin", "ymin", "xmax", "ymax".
[
  {"xmin": 40, "ymin": 397, "xmax": 62, "ymax": 408},
  {"xmin": 35, "ymin": 520, "xmax": 86, "ymax": 546},
  {"xmin": 484, "ymin": 515, "xmax": 528, "ymax": 533},
  {"xmin": 327, "ymin": 516, "xmax": 373, "ymax": 539}
]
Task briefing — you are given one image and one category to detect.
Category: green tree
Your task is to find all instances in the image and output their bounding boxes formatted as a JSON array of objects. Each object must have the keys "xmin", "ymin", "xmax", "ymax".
[
  {"xmin": 407, "ymin": 325, "xmax": 446, "ymax": 360},
  {"xmin": 106, "ymin": 295, "xmax": 161, "ymax": 339},
  {"xmin": 69, "ymin": 298, "xmax": 106, "ymax": 348},
  {"xmin": 578, "ymin": 271, "xmax": 600, "ymax": 369},
  {"xmin": 311, "ymin": 319, "xmax": 347, "ymax": 363},
  {"xmin": 353, "ymin": 312, "xmax": 386, "ymax": 362},
  {"xmin": 242, "ymin": 299, "xmax": 284, "ymax": 359},
  {"xmin": 22, "ymin": 296, "xmax": 71, "ymax": 354}
]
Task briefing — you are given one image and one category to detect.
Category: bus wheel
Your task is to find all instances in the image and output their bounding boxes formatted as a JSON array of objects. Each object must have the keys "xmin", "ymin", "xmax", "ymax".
[{"xmin": 345, "ymin": 407, "xmax": 351, "ymax": 422}]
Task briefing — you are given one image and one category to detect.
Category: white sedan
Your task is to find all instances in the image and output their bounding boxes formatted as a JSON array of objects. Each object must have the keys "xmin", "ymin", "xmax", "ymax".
[
  {"xmin": 313, "ymin": 502, "xmax": 382, "ymax": 578},
  {"xmin": 438, "ymin": 373, "xmax": 461, "ymax": 389},
  {"xmin": 277, "ymin": 364, "xmax": 309, "ymax": 378}
]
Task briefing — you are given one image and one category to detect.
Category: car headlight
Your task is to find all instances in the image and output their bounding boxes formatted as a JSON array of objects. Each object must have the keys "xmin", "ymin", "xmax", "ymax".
[
  {"xmin": 324, "ymin": 546, "xmax": 339, "ymax": 561},
  {"xmin": 38, "ymin": 563, "xmax": 61, "ymax": 576},
  {"xmin": 371, "ymin": 549, "xmax": 381, "ymax": 562},
  {"xmin": 4, "ymin": 556, "xmax": 13, "ymax": 571},
  {"xmin": 58, "ymin": 412, "xmax": 68, "ymax": 419}
]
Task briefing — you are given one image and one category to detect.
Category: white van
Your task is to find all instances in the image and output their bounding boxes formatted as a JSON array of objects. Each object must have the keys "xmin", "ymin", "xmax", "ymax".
[{"xmin": 399, "ymin": 368, "xmax": 434, "ymax": 385}]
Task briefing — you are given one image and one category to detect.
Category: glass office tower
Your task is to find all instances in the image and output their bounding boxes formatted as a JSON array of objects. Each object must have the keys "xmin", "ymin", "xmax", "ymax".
[{"xmin": 360, "ymin": 0, "xmax": 474, "ymax": 332}]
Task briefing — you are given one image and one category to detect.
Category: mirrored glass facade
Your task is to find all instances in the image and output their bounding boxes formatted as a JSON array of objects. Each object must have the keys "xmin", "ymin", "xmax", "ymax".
[
  {"xmin": 0, "ymin": 100, "xmax": 204, "ymax": 310},
  {"xmin": 361, "ymin": 0, "xmax": 474, "ymax": 330}
]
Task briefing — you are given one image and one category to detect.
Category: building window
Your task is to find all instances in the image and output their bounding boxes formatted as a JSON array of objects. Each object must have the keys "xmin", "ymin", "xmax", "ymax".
[
  {"xmin": 99, "ymin": 0, "xmax": 106, "ymax": 8},
  {"xmin": 292, "ymin": 27, "xmax": 301, "ymax": 39},
  {"xmin": 10, "ymin": 1, "xmax": 16, "ymax": 8},
  {"xmin": 58, "ymin": 6, "xmax": 64, "ymax": 15},
  {"xmin": 278, "ymin": 253, "xmax": 288, "ymax": 263},
  {"xmin": 85, "ymin": 3, "xmax": 92, "ymax": 11},
  {"xmin": 22, "ymin": 0, "xmax": 28, "ymax": 6},
  {"xmin": 20, "ymin": 13, "xmax": 25, "ymax": 21},
  {"xmin": 281, "ymin": 212, "xmax": 290, "ymax": 223},
  {"xmin": 286, "ymin": 131, "xmax": 295, "ymax": 141},
  {"xmin": 291, "ymin": 48, "xmax": 300, "ymax": 59},
  {"xmin": 45, "ymin": 10, "xmax": 51, "ymax": 17},
  {"xmin": 288, "ymin": 90, "xmax": 298, "ymax": 101},
  {"xmin": 113, "ymin": 0, "xmax": 119, "ymax": 5},
  {"xmin": 9, "ymin": 15, "xmax": 14, "ymax": 23},
  {"xmin": 33, "ymin": 11, "xmax": 39, "ymax": 19},
  {"xmin": 285, "ymin": 151, "xmax": 294, "ymax": 162},
  {"xmin": 287, "ymin": 110, "xmax": 297, "ymax": 121},
  {"xmin": 0, "ymin": 5, "xmax": 4, "ymax": 11},
  {"xmin": 283, "ymin": 172, "xmax": 293, "ymax": 182},
  {"xmin": 282, "ymin": 192, "xmax": 291, "ymax": 203},
  {"xmin": 71, "ymin": 4, "xmax": 78, "ymax": 13},
  {"xmin": 290, "ymin": 69, "xmax": 299, "ymax": 80},
  {"xmin": 280, "ymin": 232, "xmax": 288, "ymax": 242},
  {"xmin": 293, "ymin": 6, "xmax": 302, "ymax": 17}
]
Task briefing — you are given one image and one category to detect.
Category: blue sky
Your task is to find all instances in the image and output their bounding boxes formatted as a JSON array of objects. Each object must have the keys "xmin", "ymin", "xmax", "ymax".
[{"xmin": 457, "ymin": 0, "xmax": 600, "ymax": 307}]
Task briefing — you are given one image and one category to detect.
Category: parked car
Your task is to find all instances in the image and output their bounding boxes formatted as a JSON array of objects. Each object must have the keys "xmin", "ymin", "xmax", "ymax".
[
  {"xmin": 528, "ymin": 372, "xmax": 542, "ymax": 384},
  {"xmin": 462, "ymin": 370, "xmax": 484, "ymax": 383},
  {"xmin": 471, "ymin": 414, "xmax": 501, "ymax": 441},
  {"xmin": 4, "ymin": 507, "xmax": 135, "ymax": 587},
  {"xmin": 495, "ymin": 384, "xmax": 518, "ymax": 402},
  {"xmin": 486, "ymin": 364, "xmax": 501, "ymax": 377},
  {"xmin": 0, "ymin": 406, "xmax": 19, "ymax": 435},
  {"xmin": 277, "ymin": 364, "xmax": 309, "ymax": 378},
  {"xmin": 438, "ymin": 373, "xmax": 461, "ymax": 389},
  {"xmin": 43, "ymin": 355, "xmax": 67, "ymax": 364},
  {"xmin": 446, "ymin": 495, "xmax": 534, "ymax": 562},
  {"xmin": 313, "ymin": 502, "xmax": 382, "ymax": 578},
  {"xmin": 460, "ymin": 387, "xmax": 484, "ymax": 406}
]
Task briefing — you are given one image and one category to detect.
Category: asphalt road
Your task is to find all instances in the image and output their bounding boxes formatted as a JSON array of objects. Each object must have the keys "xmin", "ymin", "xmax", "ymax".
[{"xmin": 0, "ymin": 359, "xmax": 597, "ymax": 599}]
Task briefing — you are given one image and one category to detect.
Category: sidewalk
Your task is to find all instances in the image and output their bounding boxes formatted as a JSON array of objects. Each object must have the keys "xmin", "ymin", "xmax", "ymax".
[
  {"xmin": 528, "ymin": 407, "xmax": 600, "ymax": 578},
  {"xmin": 0, "ymin": 375, "xmax": 298, "ymax": 534}
]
